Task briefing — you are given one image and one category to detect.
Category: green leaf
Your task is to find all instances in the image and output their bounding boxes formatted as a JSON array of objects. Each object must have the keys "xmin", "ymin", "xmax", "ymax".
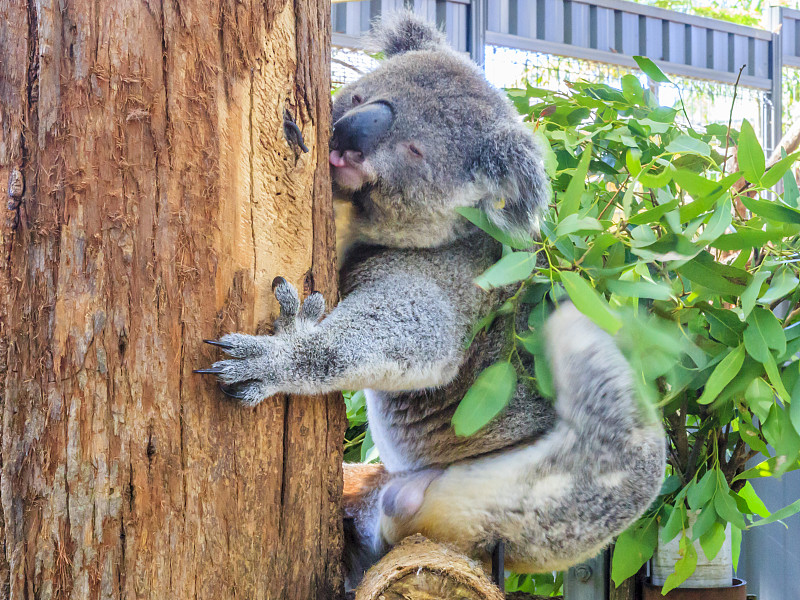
[
  {"xmin": 699, "ymin": 522, "xmax": 727, "ymax": 561},
  {"xmin": 714, "ymin": 486, "xmax": 746, "ymax": 529},
  {"xmin": 738, "ymin": 119, "xmax": 765, "ymax": 184},
  {"xmin": 560, "ymin": 271, "xmax": 622, "ymax": 334},
  {"xmin": 627, "ymin": 198, "xmax": 679, "ymax": 225},
  {"xmin": 737, "ymin": 481, "xmax": 770, "ymax": 518},
  {"xmin": 762, "ymin": 353, "xmax": 791, "ymax": 402},
  {"xmin": 757, "ymin": 267, "xmax": 798, "ymax": 305},
  {"xmin": 792, "ymin": 379, "xmax": 800, "ymax": 434},
  {"xmin": 743, "ymin": 307, "xmax": 786, "ymax": 363},
  {"xmin": 625, "ymin": 149, "xmax": 642, "ymax": 176},
  {"xmin": 661, "ymin": 503, "xmax": 687, "ymax": 545},
  {"xmin": 712, "ymin": 228, "xmax": 783, "ymax": 251},
  {"xmin": 704, "ymin": 307, "xmax": 745, "ymax": 346},
  {"xmin": 782, "ymin": 151, "xmax": 800, "ymax": 207},
  {"xmin": 742, "ymin": 271, "xmax": 770, "ymax": 318},
  {"xmin": 475, "ymin": 252, "xmax": 537, "ymax": 290},
  {"xmin": 687, "ymin": 470, "xmax": 716, "ymax": 510},
  {"xmin": 661, "ymin": 534, "xmax": 698, "ymax": 595},
  {"xmin": 555, "ymin": 214, "xmax": 603, "ymax": 238},
  {"xmin": 660, "ymin": 474, "xmax": 682, "ymax": 495},
  {"xmin": 762, "ymin": 151, "xmax": 800, "ymax": 188},
  {"xmin": 455, "ymin": 206, "xmax": 535, "ymax": 249},
  {"xmin": 739, "ymin": 420, "xmax": 769, "ymax": 455},
  {"xmin": 746, "ymin": 377, "xmax": 774, "ymax": 421},
  {"xmin": 633, "ymin": 56, "xmax": 672, "ymax": 83},
  {"xmin": 560, "ymin": 144, "xmax": 593, "ymax": 217},
  {"xmin": 677, "ymin": 251, "xmax": 750, "ymax": 296},
  {"xmin": 606, "ymin": 279, "xmax": 673, "ymax": 301},
  {"xmin": 697, "ymin": 344, "xmax": 745, "ymax": 404},
  {"xmin": 734, "ymin": 455, "xmax": 800, "ymax": 481},
  {"xmin": 750, "ymin": 496, "xmax": 800, "ymax": 527},
  {"xmin": 632, "ymin": 232, "xmax": 699, "ymax": 261},
  {"xmin": 452, "ymin": 362, "xmax": 517, "ymax": 436},
  {"xmin": 638, "ymin": 166, "xmax": 674, "ymax": 189},
  {"xmin": 697, "ymin": 197, "xmax": 733, "ymax": 244},
  {"xmin": 666, "ymin": 135, "xmax": 711, "ymax": 157},
  {"xmin": 611, "ymin": 519, "xmax": 658, "ymax": 586},
  {"xmin": 692, "ymin": 502, "xmax": 718, "ymax": 541},
  {"xmin": 740, "ymin": 196, "xmax": 800, "ymax": 225},
  {"xmin": 361, "ymin": 427, "xmax": 379, "ymax": 463},
  {"xmin": 732, "ymin": 526, "xmax": 742, "ymax": 571}
]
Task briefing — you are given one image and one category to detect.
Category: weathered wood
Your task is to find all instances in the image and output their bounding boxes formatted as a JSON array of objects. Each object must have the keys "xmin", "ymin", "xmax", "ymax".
[
  {"xmin": 355, "ymin": 535, "xmax": 505, "ymax": 600},
  {"xmin": 0, "ymin": 0, "xmax": 343, "ymax": 598}
]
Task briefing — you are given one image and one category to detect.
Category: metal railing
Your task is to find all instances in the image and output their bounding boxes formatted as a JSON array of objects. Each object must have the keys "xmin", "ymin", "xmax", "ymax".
[{"xmin": 332, "ymin": 0, "xmax": 800, "ymax": 152}]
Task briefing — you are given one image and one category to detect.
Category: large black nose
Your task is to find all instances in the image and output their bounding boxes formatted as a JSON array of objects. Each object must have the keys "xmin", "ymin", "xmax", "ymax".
[{"xmin": 331, "ymin": 101, "xmax": 394, "ymax": 156}]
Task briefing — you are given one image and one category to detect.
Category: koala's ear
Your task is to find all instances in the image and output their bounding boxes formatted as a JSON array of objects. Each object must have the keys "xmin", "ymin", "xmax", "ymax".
[
  {"xmin": 475, "ymin": 125, "xmax": 551, "ymax": 241},
  {"xmin": 368, "ymin": 11, "xmax": 447, "ymax": 57}
]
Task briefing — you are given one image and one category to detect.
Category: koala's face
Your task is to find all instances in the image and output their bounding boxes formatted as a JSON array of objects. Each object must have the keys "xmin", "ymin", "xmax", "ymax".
[
  {"xmin": 330, "ymin": 13, "xmax": 549, "ymax": 248},
  {"xmin": 331, "ymin": 52, "xmax": 508, "ymax": 201}
]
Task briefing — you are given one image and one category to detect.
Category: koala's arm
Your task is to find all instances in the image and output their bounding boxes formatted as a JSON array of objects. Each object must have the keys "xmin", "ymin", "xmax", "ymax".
[{"xmin": 197, "ymin": 276, "xmax": 467, "ymax": 405}]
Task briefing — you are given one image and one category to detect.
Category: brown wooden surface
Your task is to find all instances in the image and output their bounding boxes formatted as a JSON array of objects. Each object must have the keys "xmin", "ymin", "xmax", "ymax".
[
  {"xmin": 0, "ymin": 0, "xmax": 343, "ymax": 598},
  {"xmin": 355, "ymin": 535, "xmax": 506, "ymax": 600}
]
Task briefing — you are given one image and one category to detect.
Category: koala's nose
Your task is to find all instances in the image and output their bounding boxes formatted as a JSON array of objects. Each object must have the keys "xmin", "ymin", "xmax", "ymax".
[{"xmin": 331, "ymin": 101, "xmax": 394, "ymax": 156}]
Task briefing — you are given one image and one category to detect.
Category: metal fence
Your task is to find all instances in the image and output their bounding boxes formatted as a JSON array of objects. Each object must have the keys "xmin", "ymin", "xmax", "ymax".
[{"xmin": 332, "ymin": 0, "xmax": 800, "ymax": 152}]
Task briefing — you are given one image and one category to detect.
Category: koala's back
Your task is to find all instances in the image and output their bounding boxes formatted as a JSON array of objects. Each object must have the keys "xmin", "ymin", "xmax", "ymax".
[{"xmin": 340, "ymin": 231, "xmax": 557, "ymax": 472}]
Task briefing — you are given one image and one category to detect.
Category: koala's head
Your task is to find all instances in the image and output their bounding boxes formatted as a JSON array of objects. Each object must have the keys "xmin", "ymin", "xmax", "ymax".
[{"xmin": 331, "ymin": 12, "xmax": 549, "ymax": 248}]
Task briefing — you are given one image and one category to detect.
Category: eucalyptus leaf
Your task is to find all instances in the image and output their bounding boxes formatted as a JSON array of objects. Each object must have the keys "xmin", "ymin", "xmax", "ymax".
[
  {"xmin": 697, "ymin": 344, "xmax": 745, "ymax": 405},
  {"xmin": 611, "ymin": 519, "xmax": 658, "ymax": 586},
  {"xmin": 560, "ymin": 271, "xmax": 622, "ymax": 334},
  {"xmin": 738, "ymin": 119, "xmax": 765, "ymax": 183},
  {"xmin": 633, "ymin": 55, "xmax": 672, "ymax": 83},
  {"xmin": 475, "ymin": 252, "xmax": 538, "ymax": 290},
  {"xmin": 452, "ymin": 362, "xmax": 517, "ymax": 437}
]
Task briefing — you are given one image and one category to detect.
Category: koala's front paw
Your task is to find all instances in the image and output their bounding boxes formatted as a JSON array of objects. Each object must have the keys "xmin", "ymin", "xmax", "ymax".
[{"xmin": 195, "ymin": 277, "xmax": 325, "ymax": 406}]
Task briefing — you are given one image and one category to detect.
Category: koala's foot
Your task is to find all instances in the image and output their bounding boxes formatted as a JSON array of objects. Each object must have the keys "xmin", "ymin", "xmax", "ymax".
[
  {"xmin": 379, "ymin": 468, "xmax": 442, "ymax": 545},
  {"xmin": 194, "ymin": 277, "xmax": 325, "ymax": 406}
]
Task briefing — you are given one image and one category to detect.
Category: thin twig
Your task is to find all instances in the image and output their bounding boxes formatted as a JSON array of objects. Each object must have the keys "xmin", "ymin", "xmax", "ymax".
[
  {"xmin": 722, "ymin": 64, "xmax": 746, "ymax": 177},
  {"xmin": 331, "ymin": 57, "xmax": 364, "ymax": 75}
]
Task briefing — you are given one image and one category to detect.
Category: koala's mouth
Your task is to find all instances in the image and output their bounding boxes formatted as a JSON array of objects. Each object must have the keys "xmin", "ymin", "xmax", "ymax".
[{"xmin": 330, "ymin": 149, "xmax": 371, "ymax": 190}]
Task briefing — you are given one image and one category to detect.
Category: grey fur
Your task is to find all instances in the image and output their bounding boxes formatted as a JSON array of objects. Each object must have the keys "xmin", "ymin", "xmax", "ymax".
[{"xmin": 198, "ymin": 11, "xmax": 664, "ymax": 589}]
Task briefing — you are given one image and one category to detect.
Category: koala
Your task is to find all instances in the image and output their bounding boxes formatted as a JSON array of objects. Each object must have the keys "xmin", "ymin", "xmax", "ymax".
[{"xmin": 196, "ymin": 11, "xmax": 665, "ymax": 591}]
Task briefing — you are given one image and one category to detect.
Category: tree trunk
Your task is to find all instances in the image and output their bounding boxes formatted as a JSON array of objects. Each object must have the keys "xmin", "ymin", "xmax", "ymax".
[{"xmin": 0, "ymin": 0, "xmax": 343, "ymax": 598}]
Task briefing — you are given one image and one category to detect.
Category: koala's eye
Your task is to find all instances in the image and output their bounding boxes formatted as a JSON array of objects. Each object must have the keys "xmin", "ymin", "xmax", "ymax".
[
  {"xmin": 408, "ymin": 144, "xmax": 424, "ymax": 158},
  {"xmin": 352, "ymin": 94, "xmax": 363, "ymax": 106}
]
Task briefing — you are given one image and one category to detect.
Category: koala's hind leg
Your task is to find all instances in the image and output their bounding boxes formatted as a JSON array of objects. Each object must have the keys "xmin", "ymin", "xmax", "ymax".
[{"xmin": 380, "ymin": 305, "xmax": 665, "ymax": 573}]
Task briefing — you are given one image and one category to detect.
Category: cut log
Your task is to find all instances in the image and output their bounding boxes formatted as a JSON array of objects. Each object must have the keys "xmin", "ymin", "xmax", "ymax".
[{"xmin": 354, "ymin": 534, "xmax": 504, "ymax": 600}]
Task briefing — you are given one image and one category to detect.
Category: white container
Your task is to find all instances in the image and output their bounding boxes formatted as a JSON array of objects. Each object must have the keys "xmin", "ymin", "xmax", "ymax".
[{"xmin": 651, "ymin": 513, "xmax": 732, "ymax": 588}]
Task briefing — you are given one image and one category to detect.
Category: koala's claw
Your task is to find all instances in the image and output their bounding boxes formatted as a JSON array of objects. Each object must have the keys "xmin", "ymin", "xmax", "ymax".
[
  {"xmin": 194, "ymin": 367, "xmax": 224, "ymax": 375},
  {"xmin": 218, "ymin": 382, "xmax": 247, "ymax": 399},
  {"xmin": 203, "ymin": 339, "xmax": 234, "ymax": 350}
]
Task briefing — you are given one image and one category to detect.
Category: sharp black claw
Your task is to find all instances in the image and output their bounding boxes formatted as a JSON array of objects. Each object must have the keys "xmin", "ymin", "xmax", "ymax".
[
  {"xmin": 204, "ymin": 339, "xmax": 234, "ymax": 349},
  {"xmin": 194, "ymin": 368, "xmax": 223, "ymax": 374},
  {"xmin": 219, "ymin": 383, "xmax": 245, "ymax": 399},
  {"xmin": 272, "ymin": 276, "xmax": 288, "ymax": 292}
]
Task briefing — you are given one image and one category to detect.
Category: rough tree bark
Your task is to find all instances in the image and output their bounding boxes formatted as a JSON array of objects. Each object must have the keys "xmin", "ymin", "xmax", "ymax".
[{"xmin": 0, "ymin": 0, "xmax": 344, "ymax": 598}]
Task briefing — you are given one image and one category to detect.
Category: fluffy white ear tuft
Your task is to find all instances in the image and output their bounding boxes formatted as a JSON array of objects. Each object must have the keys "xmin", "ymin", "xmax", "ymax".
[
  {"xmin": 475, "ymin": 124, "xmax": 551, "ymax": 241},
  {"xmin": 367, "ymin": 11, "xmax": 447, "ymax": 58}
]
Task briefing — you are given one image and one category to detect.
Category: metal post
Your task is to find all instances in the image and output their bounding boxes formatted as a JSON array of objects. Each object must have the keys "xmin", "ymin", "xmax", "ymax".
[
  {"xmin": 767, "ymin": 5, "xmax": 784, "ymax": 153},
  {"xmin": 469, "ymin": 0, "xmax": 487, "ymax": 67},
  {"xmin": 564, "ymin": 550, "xmax": 609, "ymax": 600}
]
